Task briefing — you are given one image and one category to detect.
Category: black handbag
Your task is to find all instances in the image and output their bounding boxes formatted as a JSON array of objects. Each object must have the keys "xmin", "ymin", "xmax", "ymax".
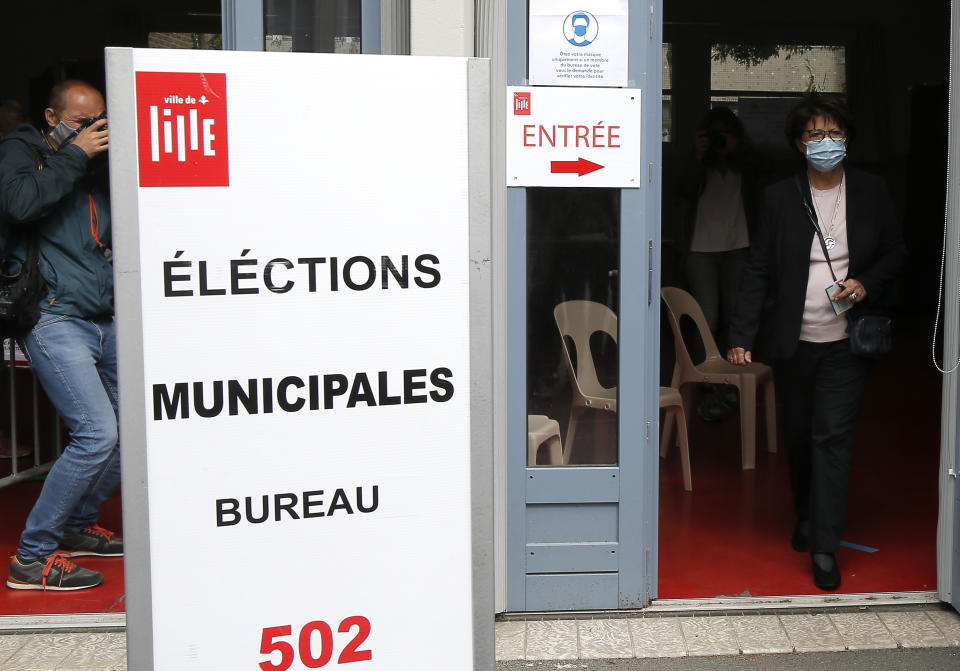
[
  {"xmin": 847, "ymin": 313, "xmax": 892, "ymax": 357},
  {"xmin": 796, "ymin": 175, "xmax": 892, "ymax": 357}
]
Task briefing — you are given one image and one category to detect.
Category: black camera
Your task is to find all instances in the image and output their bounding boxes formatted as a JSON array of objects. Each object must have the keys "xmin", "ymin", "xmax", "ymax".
[
  {"xmin": 77, "ymin": 111, "xmax": 107, "ymax": 131},
  {"xmin": 708, "ymin": 130, "xmax": 728, "ymax": 151}
]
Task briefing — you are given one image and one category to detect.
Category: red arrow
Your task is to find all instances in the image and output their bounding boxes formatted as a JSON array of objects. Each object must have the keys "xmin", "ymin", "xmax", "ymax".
[{"xmin": 550, "ymin": 157, "xmax": 604, "ymax": 176}]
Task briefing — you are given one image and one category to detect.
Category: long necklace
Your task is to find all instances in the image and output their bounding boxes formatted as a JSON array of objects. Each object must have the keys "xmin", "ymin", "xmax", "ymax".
[{"xmin": 809, "ymin": 173, "xmax": 844, "ymax": 250}]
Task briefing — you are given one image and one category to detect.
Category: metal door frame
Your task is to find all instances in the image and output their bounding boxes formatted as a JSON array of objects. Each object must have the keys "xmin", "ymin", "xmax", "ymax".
[
  {"xmin": 504, "ymin": 0, "xmax": 662, "ymax": 611},
  {"xmin": 942, "ymin": 0, "xmax": 960, "ymax": 614},
  {"xmin": 222, "ymin": 0, "xmax": 388, "ymax": 54}
]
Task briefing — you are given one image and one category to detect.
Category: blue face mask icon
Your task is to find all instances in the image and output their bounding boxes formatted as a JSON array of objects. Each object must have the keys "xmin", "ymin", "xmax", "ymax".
[
  {"xmin": 566, "ymin": 11, "xmax": 596, "ymax": 46},
  {"xmin": 573, "ymin": 14, "xmax": 589, "ymax": 37}
]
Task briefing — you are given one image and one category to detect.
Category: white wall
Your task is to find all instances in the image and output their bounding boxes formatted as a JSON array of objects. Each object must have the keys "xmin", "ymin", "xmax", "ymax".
[{"xmin": 411, "ymin": 0, "xmax": 474, "ymax": 56}]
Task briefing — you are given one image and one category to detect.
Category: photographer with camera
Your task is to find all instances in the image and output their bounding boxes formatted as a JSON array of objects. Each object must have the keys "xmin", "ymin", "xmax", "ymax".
[
  {"xmin": 676, "ymin": 106, "xmax": 765, "ymax": 421},
  {"xmin": 0, "ymin": 80, "xmax": 121, "ymax": 591}
]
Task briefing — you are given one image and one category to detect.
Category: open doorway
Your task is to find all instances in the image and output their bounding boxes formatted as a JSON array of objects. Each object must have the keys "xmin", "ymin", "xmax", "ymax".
[
  {"xmin": 657, "ymin": 2, "xmax": 950, "ymax": 598},
  {"xmin": 0, "ymin": 0, "xmax": 224, "ymax": 619}
]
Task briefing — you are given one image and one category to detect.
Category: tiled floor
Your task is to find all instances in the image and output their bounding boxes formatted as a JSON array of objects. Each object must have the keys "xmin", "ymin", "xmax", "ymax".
[
  {"xmin": 494, "ymin": 606, "xmax": 960, "ymax": 661},
  {"xmin": 0, "ymin": 632, "xmax": 126, "ymax": 671},
  {"xmin": 1, "ymin": 606, "xmax": 958, "ymax": 669}
]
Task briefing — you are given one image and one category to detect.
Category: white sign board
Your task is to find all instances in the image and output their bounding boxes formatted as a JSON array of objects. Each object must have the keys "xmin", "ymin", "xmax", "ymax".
[
  {"xmin": 529, "ymin": 0, "xmax": 629, "ymax": 87},
  {"xmin": 106, "ymin": 48, "xmax": 490, "ymax": 670},
  {"xmin": 506, "ymin": 86, "xmax": 641, "ymax": 188}
]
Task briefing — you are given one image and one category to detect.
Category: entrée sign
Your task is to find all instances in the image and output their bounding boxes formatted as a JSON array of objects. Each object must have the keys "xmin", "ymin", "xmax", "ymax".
[{"xmin": 506, "ymin": 86, "xmax": 642, "ymax": 188}]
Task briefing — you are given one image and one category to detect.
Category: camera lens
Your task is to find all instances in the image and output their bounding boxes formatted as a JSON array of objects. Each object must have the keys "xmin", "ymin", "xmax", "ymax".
[{"xmin": 709, "ymin": 130, "xmax": 727, "ymax": 151}]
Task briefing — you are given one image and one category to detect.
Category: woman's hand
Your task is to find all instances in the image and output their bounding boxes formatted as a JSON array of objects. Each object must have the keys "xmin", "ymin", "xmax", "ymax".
[
  {"xmin": 834, "ymin": 278, "xmax": 867, "ymax": 304},
  {"xmin": 727, "ymin": 347, "xmax": 752, "ymax": 365}
]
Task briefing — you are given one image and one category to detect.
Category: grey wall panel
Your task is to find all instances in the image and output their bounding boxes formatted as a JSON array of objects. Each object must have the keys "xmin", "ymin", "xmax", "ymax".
[
  {"xmin": 526, "ymin": 542, "xmax": 620, "ymax": 573},
  {"xmin": 526, "ymin": 503, "xmax": 618, "ymax": 543},
  {"xmin": 526, "ymin": 573, "xmax": 619, "ymax": 611},
  {"xmin": 105, "ymin": 47, "xmax": 153, "ymax": 671},
  {"xmin": 474, "ymin": 0, "xmax": 508, "ymax": 614},
  {"xmin": 525, "ymin": 467, "xmax": 620, "ymax": 503},
  {"xmin": 467, "ymin": 56, "xmax": 495, "ymax": 670},
  {"xmin": 380, "ymin": 0, "xmax": 411, "ymax": 55}
]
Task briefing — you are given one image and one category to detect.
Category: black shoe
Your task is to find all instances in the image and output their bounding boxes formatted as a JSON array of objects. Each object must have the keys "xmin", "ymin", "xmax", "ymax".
[
  {"xmin": 791, "ymin": 520, "xmax": 809, "ymax": 552},
  {"xmin": 59, "ymin": 524, "xmax": 123, "ymax": 557},
  {"xmin": 811, "ymin": 553, "xmax": 841, "ymax": 590},
  {"xmin": 6, "ymin": 553, "xmax": 104, "ymax": 591}
]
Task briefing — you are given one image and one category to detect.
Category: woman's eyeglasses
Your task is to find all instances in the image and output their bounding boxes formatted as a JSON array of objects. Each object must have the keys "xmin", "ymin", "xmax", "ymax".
[{"xmin": 803, "ymin": 129, "xmax": 846, "ymax": 142}]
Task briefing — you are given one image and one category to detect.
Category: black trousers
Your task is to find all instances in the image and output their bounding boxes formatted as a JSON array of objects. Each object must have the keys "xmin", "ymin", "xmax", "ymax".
[{"xmin": 774, "ymin": 340, "xmax": 873, "ymax": 553}]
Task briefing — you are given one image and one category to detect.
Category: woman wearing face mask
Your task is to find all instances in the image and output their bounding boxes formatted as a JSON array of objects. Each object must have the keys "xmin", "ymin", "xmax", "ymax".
[{"xmin": 725, "ymin": 94, "xmax": 906, "ymax": 591}]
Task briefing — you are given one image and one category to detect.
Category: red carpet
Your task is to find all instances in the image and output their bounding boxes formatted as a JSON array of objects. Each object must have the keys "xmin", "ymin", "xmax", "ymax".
[
  {"xmin": 658, "ymin": 333, "xmax": 940, "ymax": 598},
  {"xmin": 0, "ymin": 480, "xmax": 125, "ymax": 615},
  {"xmin": 0, "ymin": 329, "xmax": 943, "ymax": 613}
]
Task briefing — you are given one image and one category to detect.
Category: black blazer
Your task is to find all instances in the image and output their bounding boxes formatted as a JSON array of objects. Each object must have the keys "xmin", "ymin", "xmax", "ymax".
[{"xmin": 728, "ymin": 166, "xmax": 907, "ymax": 360}]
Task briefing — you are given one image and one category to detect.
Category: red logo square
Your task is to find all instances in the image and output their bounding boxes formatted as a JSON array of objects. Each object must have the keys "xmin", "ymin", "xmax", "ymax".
[
  {"xmin": 513, "ymin": 92, "xmax": 531, "ymax": 115},
  {"xmin": 135, "ymin": 72, "xmax": 229, "ymax": 187}
]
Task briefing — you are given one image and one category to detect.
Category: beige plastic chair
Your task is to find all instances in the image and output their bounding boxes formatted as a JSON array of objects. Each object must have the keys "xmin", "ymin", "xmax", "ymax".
[
  {"xmin": 659, "ymin": 386, "xmax": 692, "ymax": 490},
  {"xmin": 527, "ymin": 415, "xmax": 563, "ymax": 466},
  {"xmin": 660, "ymin": 286, "xmax": 777, "ymax": 470},
  {"xmin": 553, "ymin": 300, "xmax": 617, "ymax": 463}
]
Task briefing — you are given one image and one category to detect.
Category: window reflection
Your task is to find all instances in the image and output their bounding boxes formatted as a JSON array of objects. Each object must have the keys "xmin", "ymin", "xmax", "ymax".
[
  {"xmin": 148, "ymin": 33, "xmax": 222, "ymax": 49},
  {"xmin": 264, "ymin": 0, "xmax": 361, "ymax": 53},
  {"xmin": 527, "ymin": 188, "xmax": 619, "ymax": 466}
]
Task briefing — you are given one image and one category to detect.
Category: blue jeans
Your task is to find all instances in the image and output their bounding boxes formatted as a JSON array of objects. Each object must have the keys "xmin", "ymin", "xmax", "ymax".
[{"xmin": 17, "ymin": 313, "xmax": 120, "ymax": 561}]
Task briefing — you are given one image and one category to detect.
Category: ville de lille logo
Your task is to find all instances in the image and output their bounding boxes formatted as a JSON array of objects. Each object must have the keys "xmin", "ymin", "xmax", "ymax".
[
  {"xmin": 513, "ymin": 91, "xmax": 531, "ymax": 115},
  {"xmin": 135, "ymin": 71, "xmax": 229, "ymax": 187}
]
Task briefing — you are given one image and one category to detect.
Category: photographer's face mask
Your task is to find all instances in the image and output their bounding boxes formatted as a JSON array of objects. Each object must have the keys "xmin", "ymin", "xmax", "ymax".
[{"xmin": 49, "ymin": 119, "xmax": 80, "ymax": 147}]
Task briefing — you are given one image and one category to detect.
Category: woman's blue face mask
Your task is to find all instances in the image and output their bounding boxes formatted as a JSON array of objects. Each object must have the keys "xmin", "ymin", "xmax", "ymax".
[{"xmin": 805, "ymin": 137, "xmax": 846, "ymax": 172}]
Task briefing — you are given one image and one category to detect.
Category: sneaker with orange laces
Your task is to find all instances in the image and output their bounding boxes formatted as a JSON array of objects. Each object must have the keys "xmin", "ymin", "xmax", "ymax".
[
  {"xmin": 59, "ymin": 524, "xmax": 124, "ymax": 557},
  {"xmin": 6, "ymin": 552, "xmax": 104, "ymax": 590}
]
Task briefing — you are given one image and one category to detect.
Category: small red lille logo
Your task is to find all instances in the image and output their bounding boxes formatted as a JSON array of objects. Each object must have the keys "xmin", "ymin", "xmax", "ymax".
[
  {"xmin": 135, "ymin": 71, "xmax": 229, "ymax": 187},
  {"xmin": 513, "ymin": 92, "xmax": 531, "ymax": 115}
]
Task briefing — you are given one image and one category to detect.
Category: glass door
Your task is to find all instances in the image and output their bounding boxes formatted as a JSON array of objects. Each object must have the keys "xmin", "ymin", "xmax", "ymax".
[
  {"xmin": 505, "ymin": 0, "xmax": 662, "ymax": 611},
  {"xmin": 522, "ymin": 188, "xmax": 624, "ymax": 610}
]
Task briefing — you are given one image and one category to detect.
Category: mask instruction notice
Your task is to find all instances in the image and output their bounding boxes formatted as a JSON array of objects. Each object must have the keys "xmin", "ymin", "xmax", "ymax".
[{"xmin": 528, "ymin": 0, "xmax": 629, "ymax": 87}]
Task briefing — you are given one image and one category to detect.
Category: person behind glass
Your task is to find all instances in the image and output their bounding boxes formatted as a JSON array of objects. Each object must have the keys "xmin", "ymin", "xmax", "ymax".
[
  {"xmin": 682, "ymin": 107, "xmax": 760, "ymax": 421},
  {"xmin": 726, "ymin": 94, "xmax": 906, "ymax": 590},
  {"xmin": 0, "ymin": 80, "xmax": 121, "ymax": 591}
]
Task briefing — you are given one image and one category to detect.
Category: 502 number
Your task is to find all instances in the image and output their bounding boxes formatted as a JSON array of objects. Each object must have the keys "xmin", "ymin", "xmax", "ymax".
[{"xmin": 259, "ymin": 616, "xmax": 372, "ymax": 670}]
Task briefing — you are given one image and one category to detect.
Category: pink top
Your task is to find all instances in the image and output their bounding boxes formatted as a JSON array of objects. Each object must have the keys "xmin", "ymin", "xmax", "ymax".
[{"xmin": 800, "ymin": 180, "xmax": 849, "ymax": 343}]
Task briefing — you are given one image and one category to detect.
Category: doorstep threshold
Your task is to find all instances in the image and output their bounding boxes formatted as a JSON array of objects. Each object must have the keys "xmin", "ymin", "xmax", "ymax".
[
  {"xmin": 500, "ymin": 590, "xmax": 941, "ymax": 620},
  {"xmin": 0, "ymin": 612, "xmax": 125, "ymax": 632},
  {"xmin": 648, "ymin": 590, "xmax": 940, "ymax": 612}
]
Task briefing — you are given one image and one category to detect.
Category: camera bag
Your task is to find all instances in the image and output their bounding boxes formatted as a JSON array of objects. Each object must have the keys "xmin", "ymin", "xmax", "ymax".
[{"xmin": 0, "ymin": 139, "xmax": 48, "ymax": 338}]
